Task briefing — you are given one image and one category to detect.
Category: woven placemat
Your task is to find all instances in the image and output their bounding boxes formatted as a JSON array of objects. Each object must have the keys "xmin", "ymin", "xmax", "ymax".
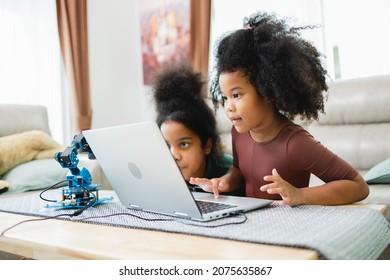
[{"xmin": 1, "ymin": 190, "xmax": 389, "ymax": 259}]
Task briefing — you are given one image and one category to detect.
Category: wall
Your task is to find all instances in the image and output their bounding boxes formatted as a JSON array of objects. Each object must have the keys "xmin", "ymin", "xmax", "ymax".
[
  {"xmin": 88, "ymin": 0, "xmax": 156, "ymax": 130},
  {"xmin": 209, "ymin": 0, "xmax": 323, "ymax": 69},
  {"xmin": 87, "ymin": 0, "xmax": 322, "ymax": 130},
  {"xmin": 87, "ymin": 0, "xmax": 390, "ymax": 130}
]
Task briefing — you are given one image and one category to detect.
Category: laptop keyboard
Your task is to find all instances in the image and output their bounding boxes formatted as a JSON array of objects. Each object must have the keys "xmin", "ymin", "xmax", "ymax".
[{"xmin": 196, "ymin": 200, "xmax": 236, "ymax": 214}]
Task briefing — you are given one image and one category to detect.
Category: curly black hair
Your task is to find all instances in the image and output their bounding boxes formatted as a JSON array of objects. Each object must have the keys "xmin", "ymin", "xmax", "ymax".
[
  {"xmin": 151, "ymin": 63, "xmax": 224, "ymax": 159},
  {"xmin": 210, "ymin": 11, "xmax": 328, "ymax": 121}
]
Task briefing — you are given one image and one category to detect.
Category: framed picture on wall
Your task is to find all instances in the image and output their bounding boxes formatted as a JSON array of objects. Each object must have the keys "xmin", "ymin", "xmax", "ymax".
[{"xmin": 139, "ymin": 0, "xmax": 190, "ymax": 85}]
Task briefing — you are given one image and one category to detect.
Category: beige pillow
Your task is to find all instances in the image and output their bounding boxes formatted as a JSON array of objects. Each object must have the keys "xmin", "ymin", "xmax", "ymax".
[{"xmin": 0, "ymin": 130, "xmax": 63, "ymax": 176}]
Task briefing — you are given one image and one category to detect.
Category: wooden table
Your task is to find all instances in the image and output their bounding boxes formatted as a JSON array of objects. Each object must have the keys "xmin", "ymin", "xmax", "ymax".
[{"xmin": 0, "ymin": 191, "xmax": 387, "ymax": 260}]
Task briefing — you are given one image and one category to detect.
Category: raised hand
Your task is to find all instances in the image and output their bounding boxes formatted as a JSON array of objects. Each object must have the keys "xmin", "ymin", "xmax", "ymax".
[{"xmin": 260, "ymin": 168, "xmax": 303, "ymax": 206}]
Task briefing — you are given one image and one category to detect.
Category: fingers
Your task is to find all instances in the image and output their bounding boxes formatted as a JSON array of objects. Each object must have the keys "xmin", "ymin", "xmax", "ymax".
[
  {"xmin": 260, "ymin": 168, "xmax": 286, "ymax": 195},
  {"xmin": 212, "ymin": 184, "xmax": 220, "ymax": 198},
  {"xmin": 259, "ymin": 169, "xmax": 300, "ymax": 206},
  {"xmin": 261, "ymin": 168, "xmax": 279, "ymax": 191},
  {"xmin": 189, "ymin": 177, "xmax": 222, "ymax": 198},
  {"xmin": 211, "ymin": 179, "xmax": 222, "ymax": 199},
  {"xmin": 189, "ymin": 177, "xmax": 210, "ymax": 187},
  {"xmin": 189, "ymin": 177, "xmax": 216, "ymax": 194},
  {"xmin": 263, "ymin": 168, "xmax": 280, "ymax": 182}
]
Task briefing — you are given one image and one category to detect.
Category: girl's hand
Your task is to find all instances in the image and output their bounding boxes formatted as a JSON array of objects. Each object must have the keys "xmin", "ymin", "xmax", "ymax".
[
  {"xmin": 260, "ymin": 168, "xmax": 303, "ymax": 206},
  {"xmin": 189, "ymin": 177, "xmax": 227, "ymax": 198}
]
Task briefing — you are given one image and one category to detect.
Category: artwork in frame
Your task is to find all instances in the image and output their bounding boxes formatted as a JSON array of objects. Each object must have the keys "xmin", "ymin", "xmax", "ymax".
[{"xmin": 139, "ymin": 0, "xmax": 191, "ymax": 85}]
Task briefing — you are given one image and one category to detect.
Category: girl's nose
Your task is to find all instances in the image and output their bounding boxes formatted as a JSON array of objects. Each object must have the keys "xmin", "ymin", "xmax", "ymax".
[
  {"xmin": 170, "ymin": 146, "xmax": 181, "ymax": 161},
  {"xmin": 224, "ymin": 99, "xmax": 235, "ymax": 112}
]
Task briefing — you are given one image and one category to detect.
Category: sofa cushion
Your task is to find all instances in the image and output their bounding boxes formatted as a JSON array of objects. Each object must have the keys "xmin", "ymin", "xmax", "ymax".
[
  {"xmin": 363, "ymin": 158, "xmax": 390, "ymax": 184},
  {"xmin": 0, "ymin": 104, "xmax": 51, "ymax": 137},
  {"xmin": 307, "ymin": 123, "xmax": 390, "ymax": 171},
  {"xmin": 319, "ymin": 75, "xmax": 390, "ymax": 125},
  {"xmin": 303, "ymin": 75, "xmax": 390, "ymax": 171},
  {"xmin": 1, "ymin": 158, "xmax": 68, "ymax": 194}
]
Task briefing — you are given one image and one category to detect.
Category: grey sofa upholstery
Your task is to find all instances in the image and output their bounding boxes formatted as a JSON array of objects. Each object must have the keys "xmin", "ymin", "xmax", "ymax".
[
  {"xmin": 0, "ymin": 104, "xmax": 52, "ymax": 137},
  {"xmin": 306, "ymin": 75, "xmax": 390, "ymax": 221},
  {"xmin": 306, "ymin": 75, "xmax": 390, "ymax": 172},
  {"xmin": 0, "ymin": 104, "xmax": 66, "ymax": 194},
  {"xmin": 0, "ymin": 104, "xmax": 110, "ymax": 260},
  {"xmin": 216, "ymin": 75, "xmax": 390, "ymax": 221},
  {"xmin": 0, "ymin": 104, "xmax": 110, "ymax": 194}
]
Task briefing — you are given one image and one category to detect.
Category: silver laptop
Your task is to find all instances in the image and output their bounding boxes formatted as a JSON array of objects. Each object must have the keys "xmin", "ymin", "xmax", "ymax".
[{"xmin": 82, "ymin": 121, "xmax": 272, "ymax": 221}]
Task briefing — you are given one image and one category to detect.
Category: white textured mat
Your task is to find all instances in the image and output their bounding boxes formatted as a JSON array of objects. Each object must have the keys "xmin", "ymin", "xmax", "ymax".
[{"xmin": 0, "ymin": 190, "xmax": 389, "ymax": 260}]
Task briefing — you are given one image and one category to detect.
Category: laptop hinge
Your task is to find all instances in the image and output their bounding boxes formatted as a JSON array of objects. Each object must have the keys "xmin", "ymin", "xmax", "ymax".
[
  {"xmin": 128, "ymin": 204, "xmax": 143, "ymax": 211},
  {"xmin": 174, "ymin": 212, "xmax": 191, "ymax": 219}
]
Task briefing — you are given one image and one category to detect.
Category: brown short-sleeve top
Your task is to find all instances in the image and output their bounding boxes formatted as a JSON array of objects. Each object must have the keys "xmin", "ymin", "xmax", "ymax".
[{"xmin": 232, "ymin": 124, "xmax": 358, "ymax": 200}]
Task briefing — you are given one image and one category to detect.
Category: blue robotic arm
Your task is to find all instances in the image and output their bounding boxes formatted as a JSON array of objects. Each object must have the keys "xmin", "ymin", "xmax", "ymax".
[
  {"xmin": 55, "ymin": 133, "xmax": 95, "ymax": 190},
  {"xmin": 51, "ymin": 133, "xmax": 112, "ymax": 209}
]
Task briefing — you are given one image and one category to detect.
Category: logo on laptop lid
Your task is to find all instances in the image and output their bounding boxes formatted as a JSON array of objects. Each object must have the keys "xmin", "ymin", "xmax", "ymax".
[{"xmin": 127, "ymin": 162, "xmax": 142, "ymax": 179}]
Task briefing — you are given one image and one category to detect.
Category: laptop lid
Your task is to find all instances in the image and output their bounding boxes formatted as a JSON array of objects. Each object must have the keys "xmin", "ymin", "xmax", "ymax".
[{"xmin": 82, "ymin": 121, "xmax": 272, "ymax": 221}]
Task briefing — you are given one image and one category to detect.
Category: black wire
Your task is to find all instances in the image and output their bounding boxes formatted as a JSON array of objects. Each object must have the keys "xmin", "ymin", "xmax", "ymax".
[
  {"xmin": 71, "ymin": 187, "xmax": 97, "ymax": 216},
  {"xmin": 39, "ymin": 179, "xmax": 69, "ymax": 203},
  {"xmin": 1, "ymin": 185, "xmax": 99, "ymax": 236},
  {"xmin": 0, "ymin": 210, "xmax": 247, "ymax": 237},
  {"xmin": 39, "ymin": 178, "xmax": 97, "ymax": 215},
  {"xmin": 0, "ymin": 213, "xmax": 77, "ymax": 237},
  {"xmin": 2, "ymin": 182, "xmax": 247, "ymax": 236},
  {"xmin": 76, "ymin": 211, "xmax": 248, "ymax": 228}
]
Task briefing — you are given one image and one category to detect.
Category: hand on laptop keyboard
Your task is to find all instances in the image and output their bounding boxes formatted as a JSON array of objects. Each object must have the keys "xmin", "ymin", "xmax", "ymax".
[{"xmin": 189, "ymin": 177, "xmax": 226, "ymax": 198}]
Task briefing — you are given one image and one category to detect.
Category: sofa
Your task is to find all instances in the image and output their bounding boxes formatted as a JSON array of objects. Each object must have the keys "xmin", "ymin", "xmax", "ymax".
[
  {"xmin": 1, "ymin": 74, "xmax": 389, "ymax": 259},
  {"xmin": 0, "ymin": 104, "xmax": 110, "ymax": 195},
  {"xmin": 0, "ymin": 104, "xmax": 66, "ymax": 194},
  {"xmin": 0, "ymin": 104, "xmax": 113, "ymax": 260},
  {"xmin": 216, "ymin": 74, "xmax": 390, "ymax": 221}
]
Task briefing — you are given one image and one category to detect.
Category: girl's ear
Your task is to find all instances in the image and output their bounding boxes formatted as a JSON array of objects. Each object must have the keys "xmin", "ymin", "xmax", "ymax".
[{"xmin": 204, "ymin": 138, "xmax": 212, "ymax": 155}]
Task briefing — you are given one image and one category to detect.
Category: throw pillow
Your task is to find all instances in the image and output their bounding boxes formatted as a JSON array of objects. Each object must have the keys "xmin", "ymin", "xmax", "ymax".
[
  {"xmin": 0, "ymin": 130, "xmax": 62, "ymax": 176},
  {"xmin": 1, "ymin": 158, "xmax": 68, "ymax": 194},
  {"xmin": 363, "ymin": 158, "xmax": 390, "ymax": 184},
  {"xmin": 0, "ymin": 181, "xmax": 8, "ymax": 194}
]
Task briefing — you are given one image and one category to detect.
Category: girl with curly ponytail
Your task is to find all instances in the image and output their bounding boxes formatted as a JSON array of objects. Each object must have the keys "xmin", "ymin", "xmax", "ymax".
[
  {"xmin": 190, "ymin": 12, "xmax": 369, "ymax": 206},
  {"xmin": 151, "ymin": 63, "xmax": 241, "ymax": 194}
]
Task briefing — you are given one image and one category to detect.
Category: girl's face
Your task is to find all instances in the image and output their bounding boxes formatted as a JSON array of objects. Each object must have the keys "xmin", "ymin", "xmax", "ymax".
[
  {"xmin": 160, "ymin": 120, "xmax": 211, "ymax": 181},
  {"xmin": 219, "ymin": 71, "xmax": 276, "ymax": 139}
]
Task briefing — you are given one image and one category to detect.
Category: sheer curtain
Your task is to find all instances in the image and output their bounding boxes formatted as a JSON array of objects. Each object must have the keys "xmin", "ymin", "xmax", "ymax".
[{"xmin": 0, "ymin": 0, "xmax": 66, "ymax": 144}]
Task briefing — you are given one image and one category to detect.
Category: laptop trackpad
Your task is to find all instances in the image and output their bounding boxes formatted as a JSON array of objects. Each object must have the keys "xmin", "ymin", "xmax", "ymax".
[
  {"xmin": 192, "ymin": 192, "xmax": 238, "ymax": 204},
  {"xmin": 192, "ymin": 191, "xmax": 273, "ymax": 210}
]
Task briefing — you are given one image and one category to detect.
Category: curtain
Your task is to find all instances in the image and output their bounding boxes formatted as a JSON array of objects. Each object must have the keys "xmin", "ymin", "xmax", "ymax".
[
  {"xmin": 190, "ymin": 0, "xmax": 211, "ymax": 76},
  {"xmin": 56, "ymin": 0, "xmax": 92, "ymax": 133}
]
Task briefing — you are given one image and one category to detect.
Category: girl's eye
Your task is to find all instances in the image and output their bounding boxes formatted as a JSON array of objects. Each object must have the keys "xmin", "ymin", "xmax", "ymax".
[
  {"xmin": 233, "ymin": 93, "xmax": 241, "ymax": 99},
  {"xmin": 180, "ymin": 142, "xmax": 190, "ymax": 149}
]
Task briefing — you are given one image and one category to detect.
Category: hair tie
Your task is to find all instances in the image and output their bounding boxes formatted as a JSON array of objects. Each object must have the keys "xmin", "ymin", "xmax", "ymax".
[{"xmin": 243, "ymin": 14, "xmax": 262, "ymax": 29}]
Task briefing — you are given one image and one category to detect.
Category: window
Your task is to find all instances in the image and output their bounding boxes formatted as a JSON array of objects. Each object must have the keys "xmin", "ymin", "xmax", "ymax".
[
  {"xmin": 210, "ymin": 0, "xmax": 390, "ymax": 81},
  {"xmin": 0, "ymin": 0, "xmax": 65, "ymax": 144},
  {"xmin": 322, "ymin": 0, "xmax": 390, "ymax": 80}
]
